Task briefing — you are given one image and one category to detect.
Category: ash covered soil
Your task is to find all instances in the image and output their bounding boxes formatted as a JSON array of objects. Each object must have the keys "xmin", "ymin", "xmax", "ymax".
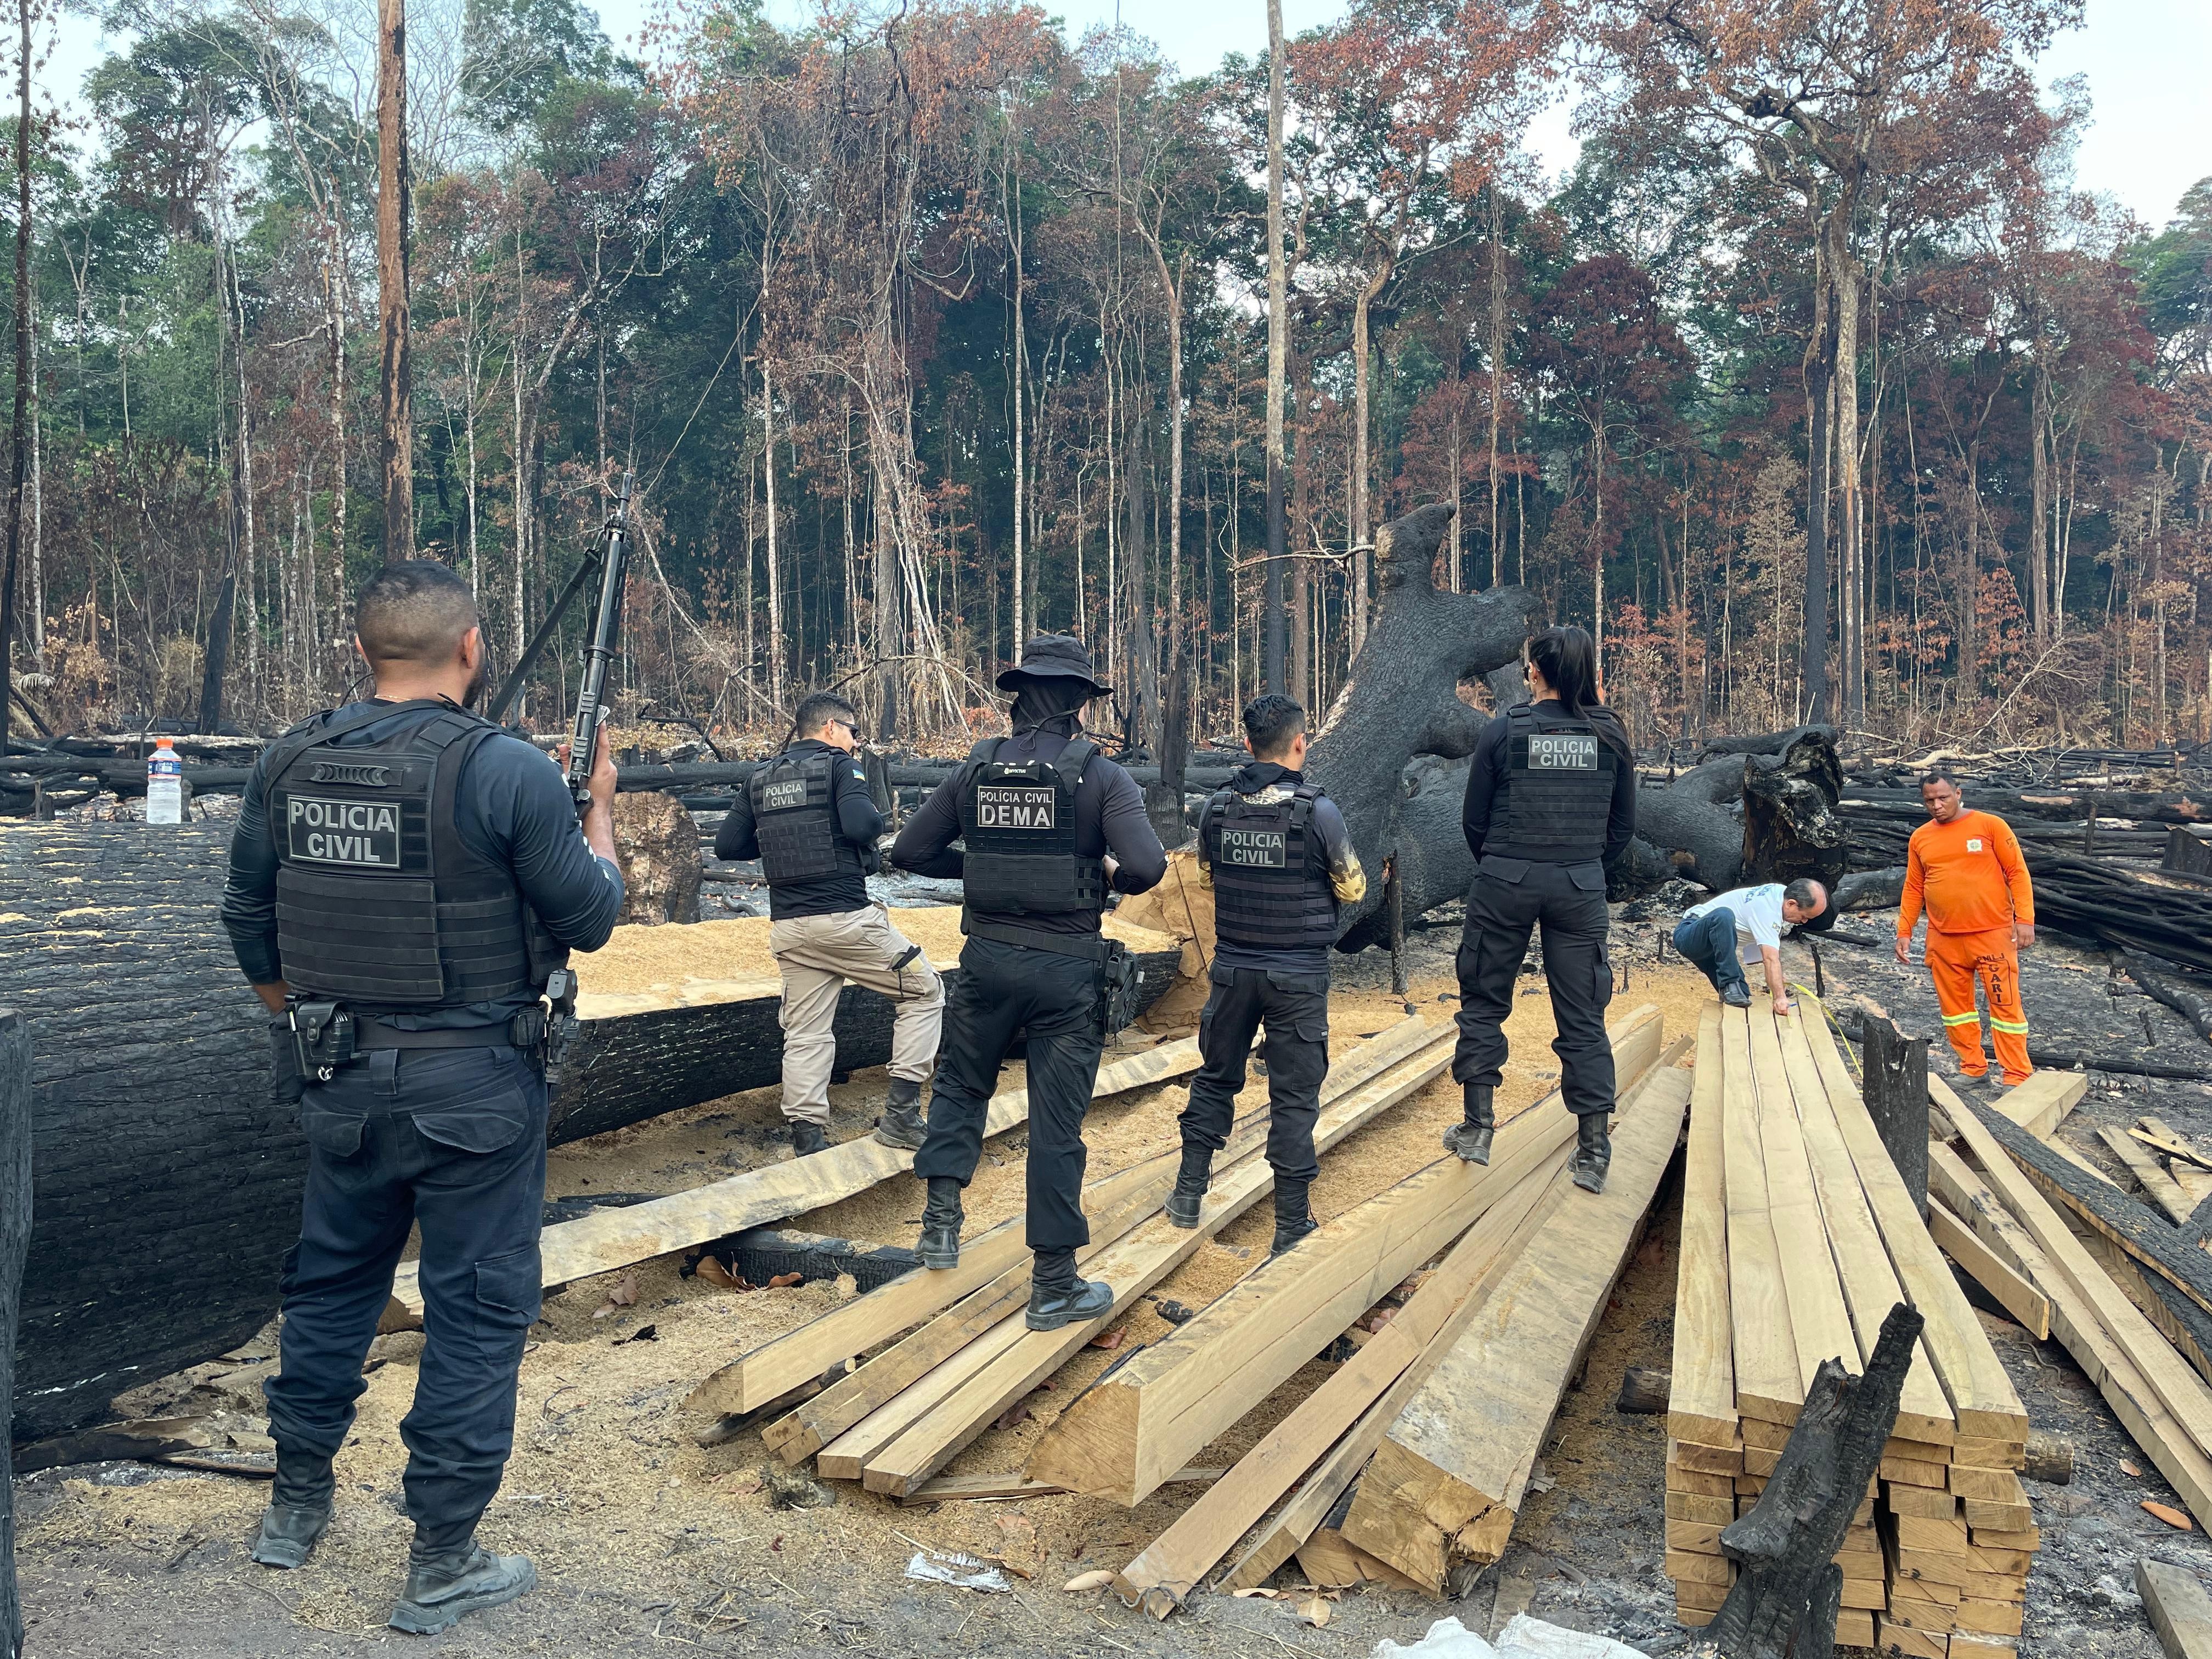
[{"xmin": 15, "ymin": 906, "xmax": 2212, "ymax": 1657}]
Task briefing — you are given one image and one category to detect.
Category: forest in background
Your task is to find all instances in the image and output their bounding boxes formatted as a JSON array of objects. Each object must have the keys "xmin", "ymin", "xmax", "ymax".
[{"xmin": 3, "ymin": 0, "xmax": 2210, "ymax": 758}]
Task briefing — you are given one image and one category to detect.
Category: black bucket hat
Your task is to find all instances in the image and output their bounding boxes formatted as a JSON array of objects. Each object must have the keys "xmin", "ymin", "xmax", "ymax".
[{"xmin": 996, "ymin": 634, "xmax": 1113, "ymax": 697}]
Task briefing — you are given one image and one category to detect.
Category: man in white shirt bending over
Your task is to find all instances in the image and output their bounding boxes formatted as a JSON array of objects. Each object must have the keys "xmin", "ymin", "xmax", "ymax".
[{"xmin": 1673, "ymin": 880, "xmax": 1828, "ymax": 1015}]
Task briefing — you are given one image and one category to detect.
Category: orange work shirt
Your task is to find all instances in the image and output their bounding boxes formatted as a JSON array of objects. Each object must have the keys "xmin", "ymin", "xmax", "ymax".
[{"xmin": 1898, "ymin": 810, "xmax": 2035, "ymax": 937}]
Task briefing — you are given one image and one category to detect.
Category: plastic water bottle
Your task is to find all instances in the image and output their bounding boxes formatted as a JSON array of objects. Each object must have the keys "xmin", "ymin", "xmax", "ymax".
[{"xmin": 145, "ymin": 737, "xmax": 184, "ymax": 824}]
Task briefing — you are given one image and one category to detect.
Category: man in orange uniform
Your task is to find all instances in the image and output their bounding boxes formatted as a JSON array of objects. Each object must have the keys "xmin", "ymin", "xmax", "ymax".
[{"xmin": 1895, "ymin": 769, "xmax": 2036, "ymax": 1089}]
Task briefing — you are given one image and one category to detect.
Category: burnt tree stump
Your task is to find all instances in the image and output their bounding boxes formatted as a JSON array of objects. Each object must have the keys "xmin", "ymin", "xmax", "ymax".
[
  {"xmin": 1306, "ymin": 502, "xmax": 1545, "ymax": 943},
  {"xmin": 2, "ymin": 1007, "xmax": 29, "ymax": 1659},
  {"xmin": 1740, "ymin": 730, "xmax": 1848, "ymax": 891},
  {"xmin": 1861, "ymin": 1016, "xmax": 1930, "ymax": 1218},
  {"xmin": 1689, "ymin": 1302, "xmax": 1926, "ymax": 1659}
]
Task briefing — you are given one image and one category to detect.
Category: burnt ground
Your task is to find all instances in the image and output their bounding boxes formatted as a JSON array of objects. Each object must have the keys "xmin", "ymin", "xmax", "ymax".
[{"xmin": 14, "ymin": 906, "xmax": 2212, "ymax": 1657}]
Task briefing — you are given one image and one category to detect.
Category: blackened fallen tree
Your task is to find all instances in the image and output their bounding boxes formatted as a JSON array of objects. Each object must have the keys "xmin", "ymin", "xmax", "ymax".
[
  {"xmin": 2, "ymin": 1007, "xmax": 29, "ymax": 1655},
  {"xmin": 1686, "ymin": 1302, "xmax": 1925, "ymax": 1659},
  {"xmin": 1, "ymin": 824, "xmax": 304, "ymax": 1441},
  {"xmin": 1305, "ymin": 503, "xmax": 1547, "ymax": 944}
]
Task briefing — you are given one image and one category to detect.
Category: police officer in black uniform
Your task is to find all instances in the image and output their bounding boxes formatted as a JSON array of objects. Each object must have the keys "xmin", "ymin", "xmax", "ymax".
[
  {"xmin": 1451, "ymin": 625, "xmax": 1636, "ymax": 1193},
  {"xmin": 890, "ymin": 635, "xmax": 1167, "ymax": 1329},
  {"xmin": 717, "ymin": 691, "xmax": 943, "ymax": 1156},
  {"xmin": 1170, "ymin": 695, "xmax": 1366, "ymax": 1255},
  {"xmin": 221, "ymin": 562, "xmax": 624, "ymax": 1634}
]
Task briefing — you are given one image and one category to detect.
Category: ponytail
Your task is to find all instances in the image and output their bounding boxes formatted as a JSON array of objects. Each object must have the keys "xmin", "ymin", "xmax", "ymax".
[{"xmin": 1527, "ymin": 627, "xmax": 1632, "ymax": 761}]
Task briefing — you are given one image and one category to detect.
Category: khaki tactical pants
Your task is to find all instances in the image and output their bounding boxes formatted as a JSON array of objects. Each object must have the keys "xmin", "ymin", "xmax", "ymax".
[{"xmin": 769, "ymin": 905, "xmax": 945, "ymax": 1125}]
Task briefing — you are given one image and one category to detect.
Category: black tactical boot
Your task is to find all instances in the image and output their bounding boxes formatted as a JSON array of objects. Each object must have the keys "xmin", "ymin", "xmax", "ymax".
[
  {"xmin": 1571, "ymin": 1111, "xmax": 1613, "ymax": 1195},
  {"xmin": 1719, "ymin": 980, "xmax": 1752, "ymax": 1009},
  {"xmin": 917, "ymin": 1177, "xmax": 964, "ymax": 1269},
  {"xmin": 1026, "ymin": 1248, "xmax": 1113, "ymax": 1331},
  {"xmin": 1269, "ymin": 1178, "xmax": 1319, "ymax": 1257},
  {"xmin": 1441, "ymin": 1083, "xmax": 1496, "ymax": 1165},
  {"xmin": 873, "ymin": 1075, "xmax": 928, "ymax": 1150},
  {"xmin": 791, "ymin": 1120, "xmax": 829, "ymax": 1158},
  {"xmin": 251, "ymin": 1449, "xmax": 335, "ymax": 1568},
  {"xmin": 1164, "ymin": 1144, "xmax": 1212, "ymax": 1229},
  {"xmin": 388, "ymin": 1541, "xmax": 537, "ymax": 1634}
]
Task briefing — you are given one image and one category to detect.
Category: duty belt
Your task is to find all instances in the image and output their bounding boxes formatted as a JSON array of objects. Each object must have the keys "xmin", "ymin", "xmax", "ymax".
[
  {"xmin": 288, "ymin": 998, "xmax": 550, "ymax": 1083},
  {"xmin": 962, "ymin": 913, "xmax": 1115, "ymax": 963}
]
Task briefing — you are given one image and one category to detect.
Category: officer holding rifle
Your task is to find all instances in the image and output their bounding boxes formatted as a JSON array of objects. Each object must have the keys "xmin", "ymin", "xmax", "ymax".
[{"xmin": 220, "ymin": 557, "xmax": 624, "ymax": 1634}]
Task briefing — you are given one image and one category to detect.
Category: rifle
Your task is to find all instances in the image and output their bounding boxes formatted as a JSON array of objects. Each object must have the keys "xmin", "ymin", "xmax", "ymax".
[{"xmin": 562, "ymin": 471, "xmax": 634, "ymax": 816}]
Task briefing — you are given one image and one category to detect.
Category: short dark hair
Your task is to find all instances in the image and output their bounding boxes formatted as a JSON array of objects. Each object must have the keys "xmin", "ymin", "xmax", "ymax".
[
  {"xmin": 1242, "ymin": 694, "xmax": 1307, "ymax": 760},
  {"xmin": 1784, "ymin": 877, "xmax": 1827, "ymax": 913},
  {"xmin": 1920, "ymin": 769, "xmax": 1959, "ymax": 791},
  {"xmin": 793, "ymin": 691, "xmax": 859, "ymax": 741},
  {"xmin": 355, "ymin": 561, "xmax": 479, "ymax": 666}
]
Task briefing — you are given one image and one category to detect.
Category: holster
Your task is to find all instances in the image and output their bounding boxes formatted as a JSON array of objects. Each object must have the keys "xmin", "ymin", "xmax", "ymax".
[
  {"xmin": 540, "ymin": 967, "xmax": 580, "ymax": 1090},
  {"xmin": 1098, "ymin": 940, "xmax": 1141, "ymax": 1038},
  {"xmin": 288, "ymin": 1001, "xmax": 357, "ymax": 1083}
]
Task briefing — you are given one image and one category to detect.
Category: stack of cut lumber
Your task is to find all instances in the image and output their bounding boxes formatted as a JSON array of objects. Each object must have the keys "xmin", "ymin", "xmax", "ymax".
[
  {"xmin": 695, "ymin": 1013, "xmax": 1458, "ymax": 1493},
  {"xmin": 693, "ymin": 1002, "xmax": 1690, "ymax": 1617},
  {"xmin": 1930, "ymin": 1078, "xmax": 2212, "ymax": 1562},
  {"xmin": 1665, "ymin": 998, "xmax": 2035, "ymax": 1658},
  {"xmin": 1097, "ymin": 1003, "xmax": 1686, "ymax": 1610}
]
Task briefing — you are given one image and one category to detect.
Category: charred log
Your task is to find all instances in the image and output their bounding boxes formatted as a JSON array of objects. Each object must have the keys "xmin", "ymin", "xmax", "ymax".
[
  {"xmin": 1688, "ymin": 1302, "xmax": 1925, "ymax": 1659},
  {"xmin": 1306, "ymin": 503, "xmax": 1545, "ymax": 941},
  {"xmin": 2, "ymin": 1006, "xmax": 27, "ymax": 1654},
  {"xmin": 1, "ymin": 824, "xmax": 303, "ymax": 1441}
]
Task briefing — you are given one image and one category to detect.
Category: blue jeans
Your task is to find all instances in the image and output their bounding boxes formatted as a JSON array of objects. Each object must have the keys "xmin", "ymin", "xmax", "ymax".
[
  {"xmin": 263, "ymin": 1046, "xmax": 548, "ymax": 1553},
  {"xmin": 1674, "ymin": 909, "xmax": 1748, "ymax": 997}
]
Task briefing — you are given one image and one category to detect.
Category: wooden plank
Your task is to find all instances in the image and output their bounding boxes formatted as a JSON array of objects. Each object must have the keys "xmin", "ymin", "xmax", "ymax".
[
  {"xmin": 1719, "ymin": 1003, "xmax": 1803, "ymax": 1426},
  {"xmin": 2137, "ymin": 1119, "xmax": 2212, "ymax": 1172},
  {"xmin": 1994, "ymin": 1069, "xmax": 2087, "ymax": 1139},
  {"xmin": 815, "ymin": 1317, "xmax": 1027, "ymax": 1480},
  {"xmin": 1669, "ymin": 1003, "xmax": 1738, "ymax": 1449},
  {"xmin": 2138, "ymin": 1559, "xmax": 2212, "ymax": 1659},
  {"xmin": 1204, "ymin": 1008, "xmax": 1664, "ymax": 1598},
  {"xmin": 1944, "ymin": 1082, "xmax": 2212, "ymax": 1470},
  {"xmin": 2100, "ymin": 1125, "xmax": 2199, "ymax": 1224},
  {"xmin": 1802, "ymin": 1007, "xmax": 2027, "ymax": 1441},
  {"xmin": 1927, "ymin": 1140, "xmax": 2212, "ymax": 1523},
  {"xmin": 1777, "ymin": 1011, "xmax": 1955, "ymax": 1444},
  {"xmin": 1939, "ymin": 1076, "xmax": 2212, "ymax": 1320},
  {"xmin": 1293, "ymin": 1527, "xmax": 1425, "ymax": 1592},
  {"xmin": 724, "ymin": 1018, "xmax": 1439, "ymax": 1429},
  {"xmin": 1927, "ymin": 1197, "xmax": 2052, "ymax": 1341},
  {"xmin": 397, "ymin": 1030, "xmax": 1208, "ymax": 1314},
  {"xmin": 1108, "ymin": 1150, "xmax": 1575, "ymax": 1612},
  {"xmin": 1337, "ymin": 1064, "xmax": 1692, "ymax": 1590},
  {"xmin": 1028, "ymin": 1080, "xmax": 1594, "ymax": 1506},
  {"xmin": 853, "ymin": 1029, "xmax": 1470, "ymax": 1497},
  {"xmin": 899, "ymin": 1465, "xmax": 1224, "ymax": 1505}
]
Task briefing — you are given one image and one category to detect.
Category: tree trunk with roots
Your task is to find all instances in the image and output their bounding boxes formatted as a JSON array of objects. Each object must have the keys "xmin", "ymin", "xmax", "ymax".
[{"xmin": 1306, "ymin": 502, "xmax": 1545, "ymax": 944}]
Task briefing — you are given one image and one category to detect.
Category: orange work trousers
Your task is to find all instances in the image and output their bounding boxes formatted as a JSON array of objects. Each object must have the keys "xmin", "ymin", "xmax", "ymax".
[{"xmin": 1927, "ymin": 926, "xmax": 2032, "ymax": 1086}]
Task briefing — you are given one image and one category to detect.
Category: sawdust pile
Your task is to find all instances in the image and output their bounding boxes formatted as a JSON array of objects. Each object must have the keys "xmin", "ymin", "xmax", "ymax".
[{"xmin": 572, "ymin": 905, "xmax": 1176, "ymax": 1017}]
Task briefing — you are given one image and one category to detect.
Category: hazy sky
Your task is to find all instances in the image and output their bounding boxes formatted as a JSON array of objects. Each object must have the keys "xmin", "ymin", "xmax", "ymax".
[{"xmin": 43, "ymin": 0, "xmax": 2212, "ymax": 231}]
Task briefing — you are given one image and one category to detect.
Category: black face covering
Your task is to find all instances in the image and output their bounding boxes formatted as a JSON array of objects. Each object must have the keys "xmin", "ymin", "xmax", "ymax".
[{"xmin": 1008, "ymin": 676, "xmax": 1096, "ymax": 736}]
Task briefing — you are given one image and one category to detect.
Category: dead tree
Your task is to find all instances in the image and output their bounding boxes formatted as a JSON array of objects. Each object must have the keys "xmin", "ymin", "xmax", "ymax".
[
  {"xmin": 1689, "ymin": 1302, "xmax": 1925, "ymax": 1659},
  {"xmin": 1306, "ymin": 502, "xmax": 1545, "ymax": 941}
]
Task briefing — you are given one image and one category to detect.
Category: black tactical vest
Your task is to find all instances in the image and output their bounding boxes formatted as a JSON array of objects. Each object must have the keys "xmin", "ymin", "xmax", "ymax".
[
  {"xmin": 1204, "ymin": 782, "xmax": 1338, "ymax": 952},
  {"xmin": 748, "ymin": 748, "xmax": 848, "ymax": 885},
  {"xmin": 265, "ymin": 701, "xmax": 565, "ymax": 1006},
  {"xmin": 1488, "ymin": 703, "xmax": 1617, "ymax": 864},
  {"xmin": 956, "ymin": 735, "xmax": 1105, "ymax": 919}
]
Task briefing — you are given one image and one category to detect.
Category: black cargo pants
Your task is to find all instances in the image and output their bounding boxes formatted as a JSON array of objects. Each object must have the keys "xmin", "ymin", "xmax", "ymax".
[
  {"xmin": 262, "ymin": 1045, "xmax": 547, "ymax": 1553},
  {"xmin": 1177, "ymin": 963, "xmax": 1331, "ymax": 1184},
  {"xmin": 913, "ymin": 935, "xmax": 1103, "ymax": 1252},
  {"xmin": 1452, "ymin": 855, "xmax": 1617, "ymax": 1119}
]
